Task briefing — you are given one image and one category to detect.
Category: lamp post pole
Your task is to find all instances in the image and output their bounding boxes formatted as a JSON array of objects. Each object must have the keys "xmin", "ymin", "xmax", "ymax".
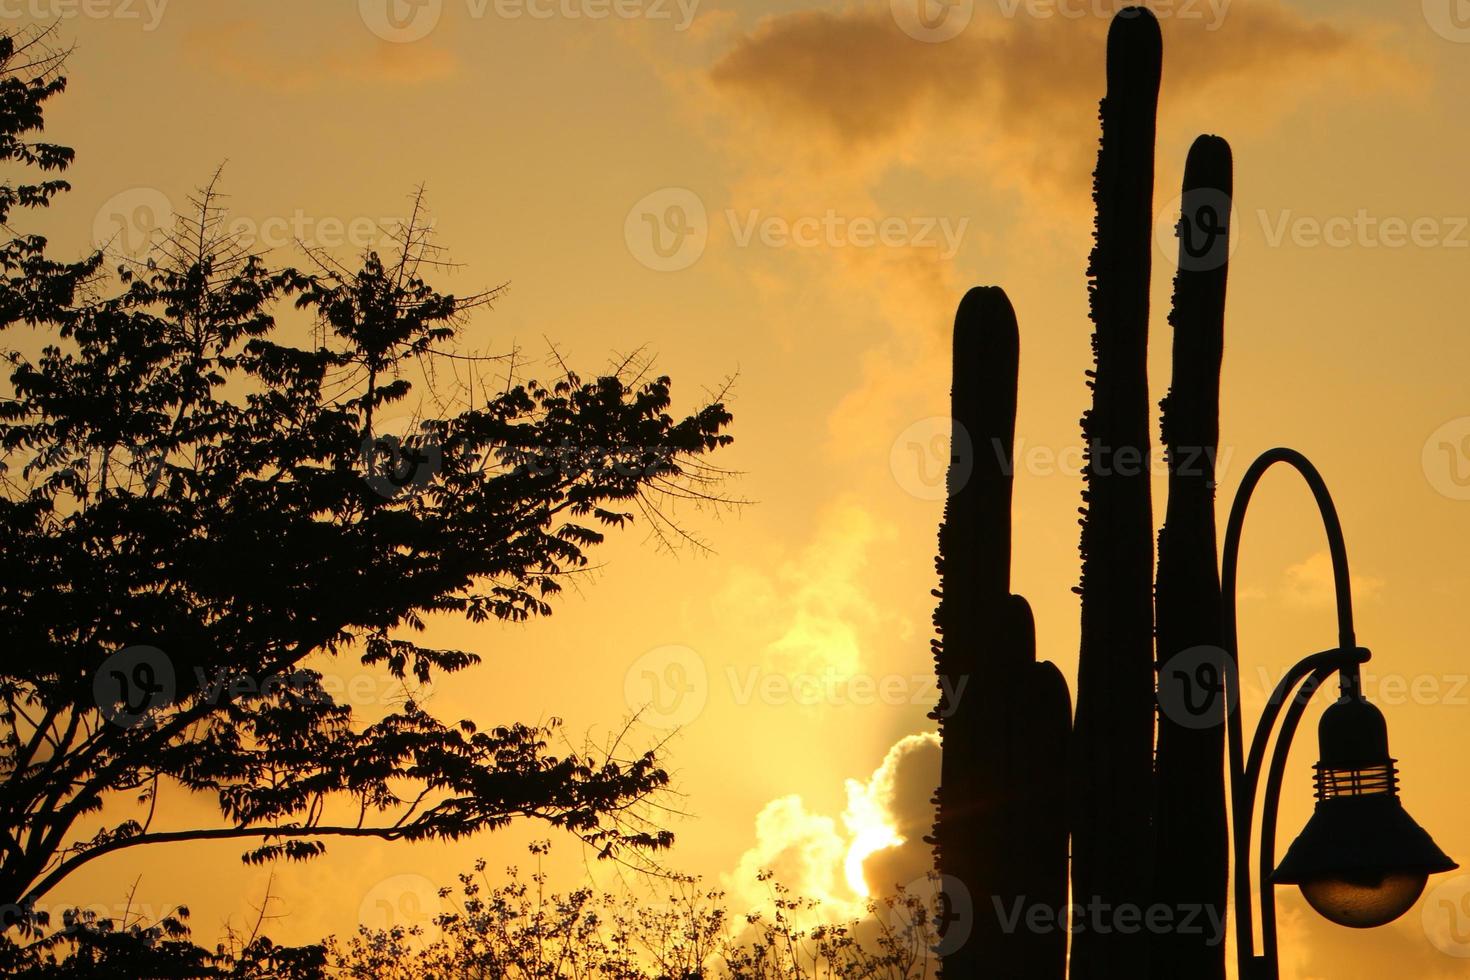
[{"xmin": 1217, "ymin": 449, "xmax": 1458, "ymax": 980}]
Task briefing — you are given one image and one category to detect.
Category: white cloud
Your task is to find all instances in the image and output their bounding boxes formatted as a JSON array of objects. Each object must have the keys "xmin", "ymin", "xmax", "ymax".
[
  {"xmin": 723, "ymin": 732, "xmax": 940, "ymax": 921},
  {"xmin": 720, "ymin": 500, "xmax": 897, "ymax": 680},
  {"xmin": 1283, "ymin": 550, "xmax": 1384, "ymax": 609}
]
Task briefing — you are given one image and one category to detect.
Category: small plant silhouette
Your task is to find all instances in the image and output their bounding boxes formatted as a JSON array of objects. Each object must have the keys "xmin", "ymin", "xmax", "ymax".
[{"xmin": 330, "ymin": 846, "xmax": 947, "ymax": 979}]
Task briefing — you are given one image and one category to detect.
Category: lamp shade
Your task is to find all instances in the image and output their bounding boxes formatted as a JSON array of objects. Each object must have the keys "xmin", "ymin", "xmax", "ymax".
[{"xmin": 1271, "ymin": 696, "xmax": 1457, "ymax": 928}]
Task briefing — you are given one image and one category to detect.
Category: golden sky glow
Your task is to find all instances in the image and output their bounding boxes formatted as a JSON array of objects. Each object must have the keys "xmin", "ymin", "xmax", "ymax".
[{"xmin": 16, "ymin": 1, "xmax": 1470, "ymax": 975}]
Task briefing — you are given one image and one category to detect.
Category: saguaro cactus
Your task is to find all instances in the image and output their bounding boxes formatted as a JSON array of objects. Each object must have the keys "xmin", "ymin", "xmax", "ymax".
[
  {"xmin": 1069, "ymin": 8, "xmax": 1162, "ymax": 979},
  {"xmin": 1151, "ymin": 134, "xmax": 1233, "ymax": 980},
  {"xmin": 931, "ymin": 287, "xmax": 1069, "ymax": 979}
]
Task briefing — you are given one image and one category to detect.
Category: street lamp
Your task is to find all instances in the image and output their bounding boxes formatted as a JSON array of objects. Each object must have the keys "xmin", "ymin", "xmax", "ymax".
[{"xmin": 1221, "ymin": 448, "xmax": 1457, "ymax": 980}]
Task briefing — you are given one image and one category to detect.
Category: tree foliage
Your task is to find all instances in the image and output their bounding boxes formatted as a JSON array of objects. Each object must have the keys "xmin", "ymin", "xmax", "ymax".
[
  {"xmin": 0, "ymin": 26, "xmax": 735, "ymax": 950},
  {"xmin": 329, "ymin": 847, "xmax": 941, "ymax": 980},
  {"xmin": 1, "ymin": 846, "xmax": 942, "ymax": 979}
]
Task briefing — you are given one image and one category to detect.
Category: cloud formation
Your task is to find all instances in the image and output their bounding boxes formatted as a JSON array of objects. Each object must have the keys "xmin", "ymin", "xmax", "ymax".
[
  {"xmin": 719, "ymin": 501, "xmax": 897, "ymax": 680},
  {"xmin": 851, "ymin": 732, "xmax": 943, "ymax": 897},
  {"xmin": 723, "ymin": 730, "xmax": 1465, "ymax": 980},
  {"xmin": 724, "ymin": 732, "xmax": 940, "ymax": 920},
  {"xmin": 1283, "ymin": 550, "xmax": 1384, "ymax": 609},
  {"xmin": 724, "ymin": 794, "xmax": 854, "ymax": 913},
  {"xmin": 709, "ymin": 0, "xmax": 1414, "ymax": 197}
]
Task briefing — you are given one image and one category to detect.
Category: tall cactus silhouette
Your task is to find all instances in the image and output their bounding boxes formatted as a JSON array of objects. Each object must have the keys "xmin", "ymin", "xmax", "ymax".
[
  {"xmin": 929, "ymin": 9, "xmax": 1237, "ymax": 978},
  {"xmin": 1151, "ymin": 134, "xmax": 1233, "ymax": 980},
  {"xmin": 1069, "ymin": 8, "xmax": 1161, "ymax": 979},
  {"xmin": 931, "ymin": 287, "xmax": 1069, "ymax": 979}
]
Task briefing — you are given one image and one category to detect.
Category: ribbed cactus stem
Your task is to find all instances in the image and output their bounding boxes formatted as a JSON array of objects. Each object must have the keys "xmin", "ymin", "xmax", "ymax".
[
  {"xmin": 931, "ymin": 287, "xmax": 1069, "ymax": 980},
  {"xmin": 1151, "ymin": 133, "xmax": 1233, "ymax": 980},
  {"xmin": 1070, "ymin": 7, "xmax": 1162, "ymax": 979}
]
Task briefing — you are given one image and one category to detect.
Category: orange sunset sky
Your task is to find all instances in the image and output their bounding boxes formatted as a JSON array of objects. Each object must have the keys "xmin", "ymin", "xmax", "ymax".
[{"xmin": 13, "ymin": 0, "xmax": 1470, "ymax": 976}]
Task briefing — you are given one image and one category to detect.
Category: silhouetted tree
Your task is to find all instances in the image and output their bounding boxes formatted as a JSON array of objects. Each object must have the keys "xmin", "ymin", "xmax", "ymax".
[
  {"xmin": 1, "ymin": 900, "xmax": 327, "ymax": 979},
  {"xmin": 0, "ymin": 29, "xmax": 735, "ymax": 957},
  {"xmin": 1069, "ymin": 8, "xmax": 1161, "ymax": 979},
  {"xmin": 1151, "ymin": 134, "xmax": 1233, "ymax": 980},
  {"xmin": 0, "ymin": 28, "xmax": 97, "ymax": 329},
  {"xmin": 930, "ymin": 288, "xmax": 1068, "ymax": 979}
]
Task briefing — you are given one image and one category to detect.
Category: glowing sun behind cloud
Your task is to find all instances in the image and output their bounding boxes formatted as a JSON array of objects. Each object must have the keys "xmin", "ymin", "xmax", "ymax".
[
  {"xmin": 842, "ymin": 776, "xmax": 903, "ymax": 897},
  {"xmin": 725, "ymin": 733, "xmax": 939, "ymax": 915}
]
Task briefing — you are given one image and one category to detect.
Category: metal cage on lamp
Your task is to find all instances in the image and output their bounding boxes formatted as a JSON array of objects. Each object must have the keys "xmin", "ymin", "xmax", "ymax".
[{"xmin": 1272, "ymin": 694, "xmax": 1457, "ymax": 929}]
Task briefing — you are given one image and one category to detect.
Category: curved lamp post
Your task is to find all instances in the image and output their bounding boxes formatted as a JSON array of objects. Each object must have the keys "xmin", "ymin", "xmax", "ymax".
[{"xmin": 1222, "ymin": 448, "xmax": 1458, "ymax": 980}]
